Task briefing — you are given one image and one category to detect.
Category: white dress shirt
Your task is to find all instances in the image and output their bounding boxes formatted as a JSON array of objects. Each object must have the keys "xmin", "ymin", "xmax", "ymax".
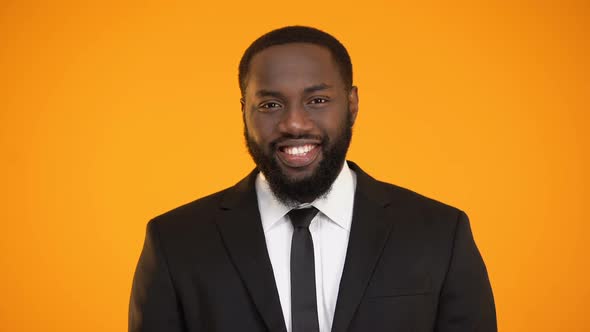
[{"xmin": 255, "ymin": 162, "xmax": 357, "ymax": 332}]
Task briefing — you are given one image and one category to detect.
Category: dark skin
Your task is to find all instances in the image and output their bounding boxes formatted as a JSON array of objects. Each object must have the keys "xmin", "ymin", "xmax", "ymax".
[{"xmin": 241, "ymin": 43, "xmax": 359, "ymax": 198}]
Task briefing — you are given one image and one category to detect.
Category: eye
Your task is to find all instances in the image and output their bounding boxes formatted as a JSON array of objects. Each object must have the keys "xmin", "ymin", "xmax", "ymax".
[
  {"xmin": 258, "ymin": 101, "xmax": 282, "ymax": 112},
  {"xmin": 309, "ymin": 97, "xmax": 329, "ymax": 105}
]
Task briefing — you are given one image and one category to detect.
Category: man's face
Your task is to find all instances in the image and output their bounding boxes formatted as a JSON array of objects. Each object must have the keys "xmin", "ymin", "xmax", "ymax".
[{"xmin": 242, "ymin": 43, "xmax": 359, "ymax": 204}]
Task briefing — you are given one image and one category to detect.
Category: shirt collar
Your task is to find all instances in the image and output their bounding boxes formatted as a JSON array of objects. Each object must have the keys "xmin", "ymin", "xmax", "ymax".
[{"xmin": 255, "ymin": 161, "xmax": 357, "ymax": 233}]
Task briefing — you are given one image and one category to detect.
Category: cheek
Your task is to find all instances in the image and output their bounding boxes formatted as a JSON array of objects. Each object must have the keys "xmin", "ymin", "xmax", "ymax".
[
  {"xmin": 313, "ymin": 112, "xmax": 347, "ymax": 137},
  {"xmin": 245, "ymin": 114, "xmax": 276, "ymax": 143}
]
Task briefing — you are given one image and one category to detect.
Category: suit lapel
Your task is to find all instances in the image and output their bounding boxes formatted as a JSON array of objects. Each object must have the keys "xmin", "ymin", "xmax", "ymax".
[
  {"xmin": 215, "ymin": 170, "xmax": 287, "ymax": 332},
  {"xmin": 213, "ymin": 163, "xmax": 394, "ymax": 332},
  {"xmin": 331, "ymin": 162, "xmax": 395, "ymax": 332}
]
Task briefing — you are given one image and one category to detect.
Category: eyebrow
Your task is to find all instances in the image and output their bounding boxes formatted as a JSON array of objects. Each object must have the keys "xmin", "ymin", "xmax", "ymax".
[
  {"xmin": 254, "ymin": 83, "xmax": 333, "ymax": 99},
  {"xmin": 304, "ymin": 83, "xmax": 332, "ymax": 94},
  {"xmin": 255, "ymin": 89, "xmax": 284, "ymax": 99}
]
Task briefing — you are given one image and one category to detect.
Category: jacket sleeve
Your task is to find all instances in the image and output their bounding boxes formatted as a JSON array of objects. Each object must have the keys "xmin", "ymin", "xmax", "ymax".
[
  {"xmin": 129, "ymin": 220, "xmax": 186, "ymax": 332},
  {"xmin": 435, "ymin": 211, "xmax": 497, "ymax": 331}
]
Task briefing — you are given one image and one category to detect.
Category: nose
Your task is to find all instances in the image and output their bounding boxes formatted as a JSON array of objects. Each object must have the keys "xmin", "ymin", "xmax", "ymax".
[{"xmin": 277, "ymin": 104, "xmax": 313, "ymax": 135}]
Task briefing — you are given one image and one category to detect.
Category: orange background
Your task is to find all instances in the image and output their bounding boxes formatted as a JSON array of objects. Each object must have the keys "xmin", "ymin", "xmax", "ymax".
[{"xmin": 1, "ymin": 1, "xmax": 588, "ymax": 331}]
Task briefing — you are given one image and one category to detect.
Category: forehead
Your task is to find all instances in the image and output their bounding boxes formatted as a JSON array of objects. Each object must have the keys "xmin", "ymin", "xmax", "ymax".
[{"xmin": 246, "ymin": 43, "xmax": 343, "ymax": 94}]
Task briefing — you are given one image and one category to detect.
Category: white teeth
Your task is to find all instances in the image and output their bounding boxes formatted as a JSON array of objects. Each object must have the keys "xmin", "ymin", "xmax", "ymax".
[{"xmin": 284, "ymin": 144, "xmax": 315, "ymax": 156}]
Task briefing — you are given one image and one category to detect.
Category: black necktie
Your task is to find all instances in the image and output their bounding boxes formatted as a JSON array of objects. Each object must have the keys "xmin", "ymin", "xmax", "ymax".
[{"xmin": 288, "ymin": 206, "xmax": 320, "ymax": 332}]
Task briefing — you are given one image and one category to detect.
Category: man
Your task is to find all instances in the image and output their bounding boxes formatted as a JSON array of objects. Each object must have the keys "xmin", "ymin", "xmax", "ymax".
[{"xmin": 129, "ymin": 26, "xmax": 496, "ymax": 332}]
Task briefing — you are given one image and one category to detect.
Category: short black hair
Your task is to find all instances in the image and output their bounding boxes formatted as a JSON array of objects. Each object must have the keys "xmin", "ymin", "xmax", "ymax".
[{"xmin": 238, "ymin": 26, "xmax": 353, "ymax": 97}]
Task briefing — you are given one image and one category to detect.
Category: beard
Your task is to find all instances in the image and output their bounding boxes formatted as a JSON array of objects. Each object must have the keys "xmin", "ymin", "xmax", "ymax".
[{"xmin": 244, "ymin": 111, "xmax": 353, "ymax": 206}]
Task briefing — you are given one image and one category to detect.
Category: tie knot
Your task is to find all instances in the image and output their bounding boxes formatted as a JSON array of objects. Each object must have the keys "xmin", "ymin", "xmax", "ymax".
[{"xmin": 288, "ymin": 207, "xmax": 319, "ymax": 229}]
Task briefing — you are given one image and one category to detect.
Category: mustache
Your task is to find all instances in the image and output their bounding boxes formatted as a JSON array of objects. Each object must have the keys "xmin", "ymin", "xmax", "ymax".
[{"xmin": 270, "ymin": 134, "xmax": 325, "ymax": 149}]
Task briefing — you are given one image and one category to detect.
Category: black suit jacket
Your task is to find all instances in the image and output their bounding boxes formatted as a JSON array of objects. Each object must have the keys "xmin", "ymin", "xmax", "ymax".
[{"xmin": 129, "ymin": 162, "xmax": 496, "ymax": 331}]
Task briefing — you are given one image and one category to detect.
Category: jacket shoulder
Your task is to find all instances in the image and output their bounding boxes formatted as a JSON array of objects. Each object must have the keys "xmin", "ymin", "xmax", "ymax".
[
  {"xmin": 386, "ymin": 181, "xmax": 461, "ymax": 213},
  {"xmin": 147, "ymin": 186, "xmax": 231, "ymax": 233},
  {"xmin": 350, "ymin": 161, "xmax": 463, "ymax": 220},
  {"xmin": 366, "ymin": 177, "xmax": 465, "ymax": 228}
]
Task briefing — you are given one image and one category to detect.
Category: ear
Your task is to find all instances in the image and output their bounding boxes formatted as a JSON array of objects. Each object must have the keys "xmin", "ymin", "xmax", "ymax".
[
  {"xmin": 240, "ymin": 97, "xmax": 245, "ymax": 113},
  {"xmin": 348, "ymin": 86, "xmax": 359, "ymax": 124}
]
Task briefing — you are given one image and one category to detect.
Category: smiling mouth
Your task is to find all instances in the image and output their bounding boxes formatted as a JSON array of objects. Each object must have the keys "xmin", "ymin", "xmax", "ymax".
[{"xmin": 277, "ymin": 143, "xmax": 321, "ymax": 168}]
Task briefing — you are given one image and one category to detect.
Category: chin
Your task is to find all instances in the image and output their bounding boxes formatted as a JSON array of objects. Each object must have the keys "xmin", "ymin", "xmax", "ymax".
[{"xmin": 277, "ymin": 159, "xmax": 323, "ymax": 182}]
